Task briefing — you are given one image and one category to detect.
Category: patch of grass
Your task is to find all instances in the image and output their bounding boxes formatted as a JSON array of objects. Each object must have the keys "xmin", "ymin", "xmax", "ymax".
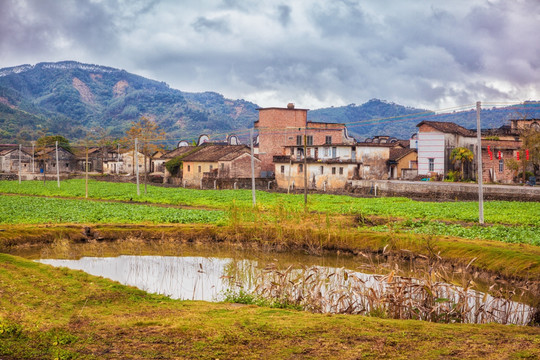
[{"xmin": 2, "ymin": 251, "xmax": 538, "ymax": 359}]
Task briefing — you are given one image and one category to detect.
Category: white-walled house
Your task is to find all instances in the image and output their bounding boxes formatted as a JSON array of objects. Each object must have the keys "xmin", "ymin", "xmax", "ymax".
[{"xmin": 416, "ymin": 121, "xmax": 477, "ymax": 178}]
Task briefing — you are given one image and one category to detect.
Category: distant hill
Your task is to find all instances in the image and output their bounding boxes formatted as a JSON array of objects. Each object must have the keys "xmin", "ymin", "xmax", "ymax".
[
  {"xmin": 309, "ymin": 99, "xmax": 540, "ymax": 140},
  {"xmin": 0, "ymin": 61, "xmax": 258, "ymax": 144},
  {"xmin": 1, "ymin": 61, "xmax": 538, "ymax": 145}
]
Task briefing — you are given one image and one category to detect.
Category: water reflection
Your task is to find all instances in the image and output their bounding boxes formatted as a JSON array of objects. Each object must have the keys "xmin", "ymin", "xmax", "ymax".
[
  {"xmin": 37, "ymin": 255, "xmax": 535, "ymax": 325},
  {"xmin": 39, "ymin": 256, "xmax": 231, "ymax": 301}
]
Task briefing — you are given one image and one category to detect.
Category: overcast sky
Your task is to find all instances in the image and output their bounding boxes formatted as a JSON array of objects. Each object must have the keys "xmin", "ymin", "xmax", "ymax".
[{"xmin": 1, "ymin": 0, "xmax": 539, "ymax": 110}]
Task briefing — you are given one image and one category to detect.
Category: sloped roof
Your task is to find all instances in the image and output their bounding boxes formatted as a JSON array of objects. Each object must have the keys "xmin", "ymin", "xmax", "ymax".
[
  {"xmin": 389, "ymin": 148, "xmax": 416, "ymax": 161},
  {"xmin": 182, "ymin": 145, "xmax": 252, "ymax": 162},
  {"xmin": 482, "ymin": 140, "xmax": 522, "ymax": 150},
  {"xmin": 417, "ymin": 121, "xmax": 475, "ymax": 137},
  {"xmin": 162, "ymin": 146, "xmax": 197, "ymax": 159}
]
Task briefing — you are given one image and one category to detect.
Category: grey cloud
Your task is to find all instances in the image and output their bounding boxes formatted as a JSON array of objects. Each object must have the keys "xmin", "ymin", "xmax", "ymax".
[
  {"xmin": 277, "ymin": 5, "xmax": 291, "ymax": 27},
  {"xmin": 192, "ymin": 16, "xmax": 230, "ymax": 34},
  {"xmin": 0, "ymin": 0, "xmax": 538, "ymax": 110},
  {"xmin": 310, "ymin": 0, "xmax": 371, "ymax": 37}
]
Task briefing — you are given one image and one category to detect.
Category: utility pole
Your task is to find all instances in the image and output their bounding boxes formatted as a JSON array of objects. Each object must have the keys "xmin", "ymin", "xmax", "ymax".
[
  {"xmin": 250, "ymin": 128, "xmax": 257, "ymax": 206},
  {"xmin": 135, "ymin": 138, "xmax": 140, "ymax": 196},
  {"xmin": 303, "ymin": 133, "xmax": 308, "ymax": 206},
  {"xmin": 31, "ymin": 142, "xmax": 35, "ymax": 173},
  {"xmin": 55, "ymin": 141, "xmax": 60, "ymax": 188},
  {"xmin": 18, "ymin": 144, "xmax": 21, "ymax": 184},
  {"xmin": 117, "ymin": 143, "xmax": 120, "ymax": 175},
  {"xmin": 85, "ymin": 145, "xmax": 89, "ymax": 199},
  {"xmin": 476, "ymin": 101, "xmax": 484, "ymax": 224}
]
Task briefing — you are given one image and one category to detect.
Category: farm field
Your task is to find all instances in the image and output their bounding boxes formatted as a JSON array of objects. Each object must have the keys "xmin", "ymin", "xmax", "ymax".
[
  {"xmin": 1, "ymin": 179, "xmax": 539, "ymax": 359},
  {"xmin": 1, "ymin": 179, "xmax": 539, "ymax": 225},
  {"xmin": 1, "ymin": 179, "xmax": 539, "ymax": 246}
]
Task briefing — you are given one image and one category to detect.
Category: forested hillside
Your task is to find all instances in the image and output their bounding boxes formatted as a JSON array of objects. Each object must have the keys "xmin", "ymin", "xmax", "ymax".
[
  {"xmin": 0, "ymin": 61, "xmax": 258, "ymax": 143},
  {"xmin": 1, "ymin": 61, "xmax": 538, "ymax": 144}
]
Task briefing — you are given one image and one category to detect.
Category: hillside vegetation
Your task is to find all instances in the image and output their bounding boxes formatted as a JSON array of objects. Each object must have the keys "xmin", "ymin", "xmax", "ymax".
[{"xmin": 1, "ymin": 61, "xmax": 539, "ymax": 143}]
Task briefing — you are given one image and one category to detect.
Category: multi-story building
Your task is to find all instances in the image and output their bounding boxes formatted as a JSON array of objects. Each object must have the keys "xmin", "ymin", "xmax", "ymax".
[{"xmin": 254, "ymin": 103, "xmax": 355, "ymax": 175}]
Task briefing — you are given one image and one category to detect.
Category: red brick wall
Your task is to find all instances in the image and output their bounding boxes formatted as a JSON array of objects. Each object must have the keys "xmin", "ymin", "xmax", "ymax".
[
  {"xmin": 256, "ymin": 108, "xmax": 348, "ymax": 172},
  {"xmin": 482, "ymin": 149, "xmax": 516, "ymax": 183}
]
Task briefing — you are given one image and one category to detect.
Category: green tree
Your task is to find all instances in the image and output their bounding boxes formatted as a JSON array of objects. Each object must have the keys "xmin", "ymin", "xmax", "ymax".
[
  {"xmin": 450, "ymin": 147, "xmax": 474, "ymax": 180},
  {"xmin": 520, "ymin": 125, "xmax": 540, "ymax": 178},
  {"xmin": 36, "ymin": 135, "xmax": 72, "ymax": 153}
]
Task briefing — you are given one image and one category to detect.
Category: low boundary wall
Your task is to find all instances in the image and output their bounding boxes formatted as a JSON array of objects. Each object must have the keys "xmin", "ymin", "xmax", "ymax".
[{"xmin": 347, "ymin": 180, "xmax": 540, "ymax": 201}]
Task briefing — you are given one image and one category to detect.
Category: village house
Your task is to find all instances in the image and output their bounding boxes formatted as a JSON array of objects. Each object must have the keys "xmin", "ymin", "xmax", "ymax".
[
  {"xmin": 118, "ymin": 149, "xmax": 151, "ymax": 175},
  {"xmin": 72, "ymin": 146, "xmax": 117, "ymax": 173},
  {"xmin": 255, "ymin": 103, "xmax": 355, "ymax": 176},
  {"xmin": 151, "ymin": 145, "xmax": 197, "ymax": 183},
  {"xmin": 274, "ymin": 142, "xmax": 359, "ymax": 191},
  {"xmin": 416, "ymin": 121, "xmax": 477, "ymax": 178},
  {"xmin": 0, "ymin": 146, "xmax": 33, "ymax": 173},
  {"xmin": 273, "ymin": 137, "xmax": 410, "ymax": 190},
  {"xmin": 388, "ymin": 147, "xmax": 418, "ymax": 180},
  {"xmin": 481, "ymin": 140, "xmax": 522, "ymax": 183},
  {"xmin": 181, "ymin": 144, "xmax": 261, "ymax": 187},
  {"xmin": 35, "ymin": 146, "xmax": 77, "ymax": 174}
]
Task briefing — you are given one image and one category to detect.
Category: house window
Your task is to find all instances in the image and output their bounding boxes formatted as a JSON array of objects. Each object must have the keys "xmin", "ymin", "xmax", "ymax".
[
  {"xmin": 290, "ymin": 148, "xmax": 294, "ymax": 155},
  {"xmin": 296, "ymin": 148, "xmax": 303, "ymax": 160},
  {"xmin": 410, "ymin": 160, "xmax": 418, "ymax": 169},
  {"xmin": 332, "ymin": 167, "xmax": 336, "ymax": 175},
  {"xmin": 221, "ymin": 163, "xmax": 224, "ymax": 170},
  {"xmin": 428, "ymin": 158, "xmax": 434, "ymax": 172},
  {"xmin": 187, "ymin": 165, "xmax": 191, "ymax": 172},
  {"xmin": 324, "ymin": 147, "xmax": 329, "ymax": 157},
  {"xmin": 299, "ymin": 164, "xmax": 303, "ymax": 173},
  {"xmin": 339, "ymin": 167, "xmax": 343, "ymax": 175},
  {"xmin": 281, "ymin": 165, "xmax": 285, "ymax": 174},
  {"xmin": 209, "ymin": 165, "xmax": 213, "ymax": 171},
  {"xmin": 306, "ymin": 135, "xmax": 313, "ymax": 146},
  {"xmin": 499, "ymin": 159, "xmax": 504, "ymax": 173},
  {"xmin": 65, "ymin": 163, "xmax": 69, "ymax": 168},
  {"xmin": 320, "ymin": 166, "xmax": 324, "ymax": 174},
  {"xmin": 332, "ymin": 147, "xmax": 337, "ymax": 158},
  {"xmin": 325, "ymin": 136, "xmax": 332, "ymax": 145},
  {"xmin": 296, "ymin": 135, "xmax": 302, "ymax": 146}
]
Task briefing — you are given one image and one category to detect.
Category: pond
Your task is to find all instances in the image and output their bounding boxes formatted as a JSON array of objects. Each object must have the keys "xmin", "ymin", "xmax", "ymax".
[{"xmin": 25, "ymin": 239, "xmax": 536, "ymax": 326}]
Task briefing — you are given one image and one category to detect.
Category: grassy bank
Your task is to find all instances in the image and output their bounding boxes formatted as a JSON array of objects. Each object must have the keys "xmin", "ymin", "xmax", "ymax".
[
  {"xmin": 1, "ymin": 253, "xmax": 539, "ymax": 359},
  {"xmin": 2, "ymin": 222, "xmax": 540, "ymax": 282}
]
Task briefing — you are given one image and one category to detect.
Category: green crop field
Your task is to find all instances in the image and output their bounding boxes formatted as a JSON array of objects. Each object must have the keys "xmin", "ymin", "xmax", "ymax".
[
  {"xmin": 0, "ymin": 195, "xmax": 224, "ymax": 225},
  {"xmin": 1, "ymin": 179, "xmax": 539, "ymax": 225}
]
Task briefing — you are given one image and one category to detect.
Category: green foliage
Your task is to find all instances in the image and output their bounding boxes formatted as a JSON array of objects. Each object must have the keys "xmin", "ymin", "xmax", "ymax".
[
  {"xmin": 445, "ymin": 170, "xmax": 460, "ymax": 182},
  {"xmin": 36, "ymin": 135, "xmax": 72, "ymax": 152},
  {"xmin": 0, "ymin": 61, "xmax": 259, "ymax": 143},
  {"xmin": 0, "ymin": 195, "xmax": 224, "ymax": 225},
  {"xmin": 164, "ymin": 147, "xmax": 201, "ymax": 176}
]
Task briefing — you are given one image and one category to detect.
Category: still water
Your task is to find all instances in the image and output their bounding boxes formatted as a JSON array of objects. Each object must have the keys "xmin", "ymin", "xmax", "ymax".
[{"xmin": 36, "ymin": 249, "xmax": 536, "ymax": 325}]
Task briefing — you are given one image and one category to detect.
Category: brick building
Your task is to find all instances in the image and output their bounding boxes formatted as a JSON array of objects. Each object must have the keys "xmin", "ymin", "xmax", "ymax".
[
  {"xmin": 255, "ymin": 103, "xmax": 354, "ymax": 175},
  {"xmin": 481, "ymin": 140, "xmax": 522, "ymax": 183}
]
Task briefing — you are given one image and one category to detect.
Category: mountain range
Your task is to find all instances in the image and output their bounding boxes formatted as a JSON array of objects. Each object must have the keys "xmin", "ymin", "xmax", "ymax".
[{"xmin": 0, "ymin": 61, "xmax": 539, "ymax": 145}]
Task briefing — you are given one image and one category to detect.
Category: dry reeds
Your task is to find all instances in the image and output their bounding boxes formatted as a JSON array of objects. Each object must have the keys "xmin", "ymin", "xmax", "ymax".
[{"xmin": 227, "ymin": 262, "xmax": 536, "ymax": 325}]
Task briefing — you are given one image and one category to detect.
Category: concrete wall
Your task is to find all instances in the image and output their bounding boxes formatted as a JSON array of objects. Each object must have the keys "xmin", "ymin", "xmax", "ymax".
[
  {"xmin": 348, "ymin": 179, "xmax": 540, "ymax": 201},
  {"xmin": 274, "ymin": 162, "xmax": 354, "ymax": 190}
]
